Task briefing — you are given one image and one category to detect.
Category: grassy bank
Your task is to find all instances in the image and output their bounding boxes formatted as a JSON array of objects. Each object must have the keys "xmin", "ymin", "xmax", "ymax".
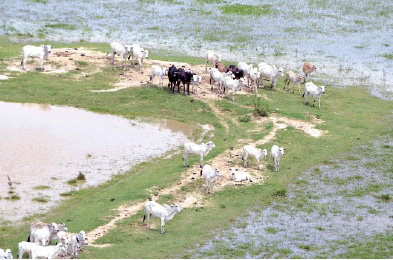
[{"xmin": 0, "ymin": 37, "xmax": 392, "ymax": 258}]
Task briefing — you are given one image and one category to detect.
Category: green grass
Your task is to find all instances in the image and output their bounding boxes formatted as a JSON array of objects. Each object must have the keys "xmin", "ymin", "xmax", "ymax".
[
  {"xmin": 32, "ymin": 197, "xmax": 49, "ymax": 203},
  {"xmin": 45, "ymin": 23, "xmax": 76, "ymax": 30},
  {"xmin": 0, "ymin": 37, "xmax": 392, "ymax": 258},
  {"xmin": 34, "ymin": 185, "xmax": 51, "ymax": 190},
  {"xmin": 381, "ymin": 53, "xmax": 393, "ymax": 60},
  {"xmin": 222, "ymin": 4, "xmax": 277, "ymax": 16}
]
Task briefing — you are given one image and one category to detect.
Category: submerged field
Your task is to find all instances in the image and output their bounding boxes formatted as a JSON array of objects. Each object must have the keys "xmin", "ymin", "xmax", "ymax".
[{"xmin": 0, "ymin": 37, "xmax": 392, "ymax": 258}]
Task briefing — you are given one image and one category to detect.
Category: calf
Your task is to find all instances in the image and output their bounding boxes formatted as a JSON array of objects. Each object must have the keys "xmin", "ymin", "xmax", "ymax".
[
  {"xmin": 302, "ymin": 82, "xmax": 326, "ymax": 109},
  {"xmin": 0, "ymin": 248, "xmax": 12, "ymax": 259},
  {"xmin": 268, "ymin": 145, "xmax": 285, "ymax": 172},
  {"xmin": 242, "ymin": 145, "xmax": 268, "ymax": 170},
  {"xmin": 21, "ymin": 45, "xmax": 51, "ymax": 71},
  {"xmin": 283, "ymin": 71, "xmax": 305, "ymax": 94},
  {"xmin": 230, "ymin": 167, "xmax": 252, "ymax": 182},
  {"xmin": 223, "ymin": 77, "xmax": 246, "ymax": 102},
  {"xmin": 249, "ymin": 68, "xmax": 261, "ymax": 93},
  {"xmin": 205, "ymin": 50, "xmax": 222, "ymax": 71},
  {"xmin": 150, "ymin": 65, "xmax": 167, "ymax": 89},
  {"xmin": 201, "ymin": 164, "xmax": 222, "ymax": 193},
  {"xmin": 143, "ymin": 201, "xmax": 181, "ymax": 234},
  {"xmin": 183, "ymin": 141, "xmax": 216, "ymax": 167},
  {"xmin": 29, "ymin": 244, "xmax": 65, "ymax": 259},
  {"xmin": 191, "ymin": 74, "xmax": 202, "ymax": 93},
  {"xmin": 303, "ymin": 62, "xmax": 317, "ymax": 79},
  {"xmin": 110, "ymin": 42, "xmax": 131, "ymax": 66}
]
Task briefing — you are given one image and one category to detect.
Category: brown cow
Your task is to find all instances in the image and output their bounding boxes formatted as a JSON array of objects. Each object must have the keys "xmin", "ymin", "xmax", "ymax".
[
  {"xmin": 303, "ymin": 62, "xmax": 317, "ymax": 79},
  {"xmin": 215, "ymin": 61, "xmax": 228, "ymax": 73}
]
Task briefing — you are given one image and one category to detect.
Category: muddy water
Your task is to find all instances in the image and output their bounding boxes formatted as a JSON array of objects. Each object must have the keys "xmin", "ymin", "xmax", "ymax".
[{"xmin": 0, "ymin": 102, "xmax": 188, "ymax": 221}]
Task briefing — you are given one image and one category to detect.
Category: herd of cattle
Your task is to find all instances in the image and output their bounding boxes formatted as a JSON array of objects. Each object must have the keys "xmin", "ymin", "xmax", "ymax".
[
  {"xmin": 19, "ymin": 43, "xmax": 326, "ymax": 108},
  {"xmin": 2, "ymin": 42, "xmax": 325, "ymax": 258}
]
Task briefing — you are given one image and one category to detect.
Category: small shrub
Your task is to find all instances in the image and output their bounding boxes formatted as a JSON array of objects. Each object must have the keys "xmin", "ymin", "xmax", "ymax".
[
  {"xmin": 60, "ymin": 191, "xmax": 73, "ymax": 197},
  {"xmin": 272, "ymin": 189, "xmax": 287, "ymax": 197},
  {"xmin": 238, "ymin": 114, "xmax": 251, "ymax": 123},
  {"xmin": 67, "ymin": 179, "xmax": 77, "ymax": 185},
  {"xmin": 34, "ymin": 185, "xmax": 51, "ymax": 190},
  {"xmin": 380, "ymin": 194, "xmax": 390, "ymax": 201},
  {"xmin": 32, "ymin": 197, "xmax": 48, "ymax": 203},
  {"xmin": 10, "ymin": 195, "xmax": 20, "ymax": 200},
  {"xmin": 77, "ymin": 172, "xmax": 86, "ymax": 181},
  {"xmin": 253, "ymin": 96, "xmax": 271, "ymax": 117}
]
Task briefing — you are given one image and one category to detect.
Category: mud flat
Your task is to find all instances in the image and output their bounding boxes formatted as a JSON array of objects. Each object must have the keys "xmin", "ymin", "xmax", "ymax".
[{"xmin": 0, "ymin": 102, "xmax": 188, "ymax": 221}]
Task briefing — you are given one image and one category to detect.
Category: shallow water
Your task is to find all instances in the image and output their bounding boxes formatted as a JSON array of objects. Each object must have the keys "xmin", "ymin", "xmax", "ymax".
[
  {"xmin": 1, "ymin": 0, "xmax": 392, "ymax": 100},
  {"xmin": 191, "ymin": 141, "xmax": 393, "ymax": 258},
  {"xmin": 0, "ymin": 102, "xmax": 188, "ymax": 221}
]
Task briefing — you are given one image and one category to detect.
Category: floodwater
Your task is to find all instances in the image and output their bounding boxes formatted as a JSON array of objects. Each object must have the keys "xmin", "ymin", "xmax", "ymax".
[
  {"xmin": 0, "ymin": 102, "xmax": 188, "ymax": 221},
  {"xmin": 1, "ymin": 0, "xmax": 392, "ymax": 100},
  {"xmin": 191, "ymin": 141, "xmax": 393, "ymax": 258}
]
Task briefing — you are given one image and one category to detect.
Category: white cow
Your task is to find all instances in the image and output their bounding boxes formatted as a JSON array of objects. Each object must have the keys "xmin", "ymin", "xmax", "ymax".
[
  {"xmin": 249, "ymin": 68, "xmax": 261, "ymax": 93},
  {"xmin": 17, "ymin": 242, "xmax": 38, "ymax": 259},
  {"xmin": 283, "ymin": 71, "xmax": 305, "ymax": 94},
  {"xmin": 29, "ymin": 244, "xmax": 65, "ymax": 259},
  {"xmin": 110, "ymin": 42, "xmax": 132, "ymax": 66},
  {"xmin": 269, "ymin": 145, "xmax": 285, "ymax": 172},
  {"xmin": 238, "ymin": 62, "xmax": 253, "ymax": 86},
  {"xmin": 143, "ymin": 201, "xmax": 181, "ymax": 234},
  {"xmin": 0, "ymin": 248, "xmax": 12, "ymax": 259},
  {"xmin": 183, "ymin": 141, "xmax": 216, "ymax": 167},
  {"xmin": 303, "ymin": 82, "xmax": 326, "ymax": 109},
  {"xmin": 210, "ymin": 68, "xmax": 234, "ymax": 93},
  {"xmin": 242, "ymin": 145, "xmax": 268, "ymax": 170},
  {"xmin": 29, "ymin": 222, "xmax": 59, "ymax": 245},
  {"xmin": 130, "ymin": 44, "xmax": 149, "ymax": 71},
  {"xmin": 223, "ymin": 77, "xmax": 246, "ymax": 102},
  {"xmin": 70, "ymin": 231, "xmax": 88, "ymax": 258},
  {"xmin": 21, "ymin": 45, "xmax": 51, "ymax": 71},
  {"xmin": 205, "ymin": 50, "xmax": 222, "ymax": 71},
  {"xmin": 150, "ymin": 65, "xmax": 167, "ymax": 89},
  {"xmin": 258, "ymin": 62, "xmax": 284, "ymax": 91},
  {"xmin": 191, "ymin": 74, "xmax": 202, "ymax": 93},
  {"xmin": 230, "ymin": 167, "xmax": 252, "ymax": 182},
  {"xmin": 201, "ymin": 164, "xmax": 222, "ymax": 193}
]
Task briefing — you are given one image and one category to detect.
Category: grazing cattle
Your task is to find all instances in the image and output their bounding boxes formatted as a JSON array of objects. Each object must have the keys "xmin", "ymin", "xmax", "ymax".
[
  {"xmin": 70, "ymin": 231, "xmax": 87, "ymax": 258},
  {"xmin": 110, "ymin": 42, "xmax": 131, "ymax": 66},
  {"xmin": 177, "ymin": 68, "xmax": 194, "ymax": 95},
  {"xmin": 210, "ymin": 68, "xmax": 234, "ymax": 92},
  {"xmin": 150, "ymin": 65, "xmax": 168, "ymax": 89},
  {"xmin": 205, "ymin": 50, "xmax": 222, "ymax": 71},
  {"xmin": 21, "ymin": 45, "xmax": 51, "ymax": 71},
  {"xmin": 302, "ymin": 82, "xmax": 326, "ymax": 109},
  {"xmin": 29, "ymin": 222, "xmax": 60, "ymax": 246},
  {"xmin": 258, "ymin": 62, "xmax": 284, "ymax": 91},
  {"xmin": 242, "ymin": 145, "xmax": 268, "ymax": 170},
  {"xmin": 183, "ymin": 141, "xmax": 216, "ymax": 167},
  {"xmin": 215, "ymin": 61, "xmax": 228, "ymax": 73},
  {"xmin": 168, "ymin": 65, "xmax": 180, "ymax": 94},
  {"xmin": 130, "ymin": 44, "xmax": 149, "ymax": 71},
  {"xmin": 143, "ymin": 201, "xmax": 181, "ymax": 234},
  {"xmin": 303, "ymin": 62, "xmax": 317, "ymax": 79},
  {"xmin": 230, "ymin": 167, "xmax": 252, "ymax": 182},
  {"xmin": 238, "ymin": 62, "xmax": 253, "ymax": 86},
  {"xmin": 283, "ymin": 71, "xmax": 305, "ymax": 94},
  {"xmin": 0, "ymin": 248, "xmax": 12, "ymax": 259},
  {"xmin": 29, "ymin": 244, "xmax": 65, "ymax": 259},
  {"xmin": 201, "ymin": 164, "xmax": 222, "ymax": 193},
  {"xmin": 249, "ymin": 68, "xmax": 261, "ymax": 93},
  {"xmin": 17, "ymin": 242, "xmax": 38, "ymax": 259},
  {"xmin": 223, "ymin": 77, "xmax": 246, "ymax": 102},
  {"xmin": 191, "ymin": 74, "xmax": 202, "ymax": 93},
  {"xmin": 268, "ymin": 145, "xmax": 285, "ymax": 172}
]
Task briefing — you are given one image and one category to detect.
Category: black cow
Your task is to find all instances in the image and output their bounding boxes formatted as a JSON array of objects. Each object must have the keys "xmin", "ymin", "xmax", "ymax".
[
  {"xmin": 177, "ymin": 68, "xmax": 194, "ymax": 95},
  {"xmin": 168, "ymin": 65, "xmax": 180, "ymax": 94},
  {"xmin": 232, "ymin": 68, "xmax": 244, "ymax": 79}
]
